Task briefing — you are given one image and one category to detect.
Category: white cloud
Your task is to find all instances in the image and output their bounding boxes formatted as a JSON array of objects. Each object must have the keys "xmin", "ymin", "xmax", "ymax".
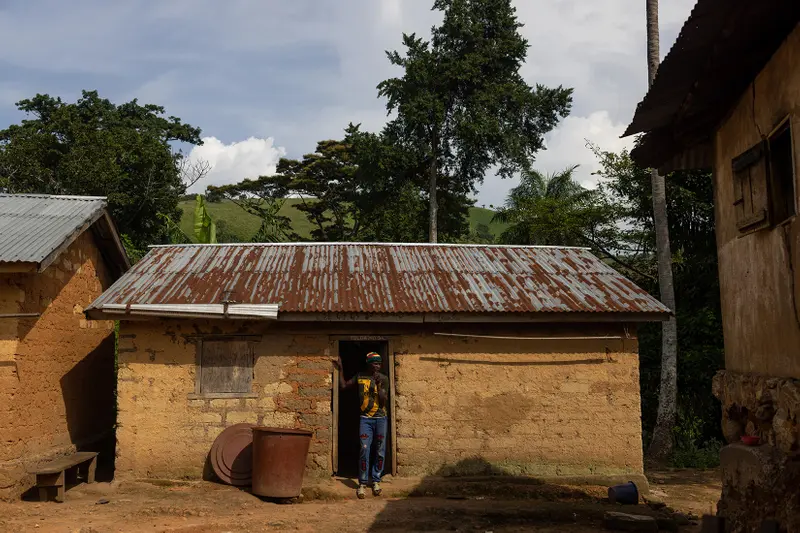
[
  {"xmin": 476, "ymin": 111, "xmax": 634, "ymax": 207},
  {"xmin": 186, "ymin": 136, "xmax": 287, "ymax": 193},
  {"xmin": 537, "ymin": 111, "xmax": 634, "ymax": 189}
]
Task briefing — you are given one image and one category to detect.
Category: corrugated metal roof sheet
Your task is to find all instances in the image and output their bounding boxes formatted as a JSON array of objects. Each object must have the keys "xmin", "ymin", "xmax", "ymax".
[
  {"xmin": 0, "ymin": 194, "xmax": 108, "ymax": 265},
  {"xmin": 87, "ymin": 243, "xmax": 669, "ymax": 316},
  {"xmin": 624, "ymin": 0, "xmax": 800, "ymax": 168}
]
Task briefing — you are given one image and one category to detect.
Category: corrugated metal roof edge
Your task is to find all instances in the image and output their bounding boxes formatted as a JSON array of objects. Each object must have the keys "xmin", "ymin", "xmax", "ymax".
[
  {"xmin": 86, "ymin": 308, "xmax": 670, "ymax": 321},
  {"xmin": 0, "ymin": 193, "xmax": 107, "ymax": 201},
  {"xmin": 147, "ymin": 242, "xmax": 592, "ymax": 250}
]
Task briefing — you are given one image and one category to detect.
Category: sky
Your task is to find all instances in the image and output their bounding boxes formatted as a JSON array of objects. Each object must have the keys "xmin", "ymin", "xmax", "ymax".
[{"xmin": 0, "ymin": 0, "xmax": 696, "ymax": 207}]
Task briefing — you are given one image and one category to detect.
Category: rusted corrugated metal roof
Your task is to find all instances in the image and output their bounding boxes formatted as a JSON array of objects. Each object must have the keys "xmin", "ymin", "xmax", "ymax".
[
  {"xmin": 86, "ymin": 243, "xmax": 669, "ymax": 317},
  {"xmin": 0, "ymin": 194, "xmax": 107, "ymax": 264},
  {"xmin": 625, "ymin": 0, "xmax": 800, "ymax": 168}
]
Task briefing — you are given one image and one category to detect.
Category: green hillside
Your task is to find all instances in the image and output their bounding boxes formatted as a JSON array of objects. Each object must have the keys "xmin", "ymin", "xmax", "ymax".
[{"xmin": 177, "ymin": 199, "xmax": 507, "ymax": 242}]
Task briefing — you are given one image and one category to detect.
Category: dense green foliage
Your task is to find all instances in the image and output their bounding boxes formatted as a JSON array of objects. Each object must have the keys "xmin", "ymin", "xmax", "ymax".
[
  {"xmin": 594, "ymin": 149, "xmax": 724, "ymax": 455},
  {"xmin": 0, "ymin": 90, "xmax": 204, "ymax": 252},
  {"xmin": 378, "ymin": 0, "xmax": 572, "ymax": 241}
]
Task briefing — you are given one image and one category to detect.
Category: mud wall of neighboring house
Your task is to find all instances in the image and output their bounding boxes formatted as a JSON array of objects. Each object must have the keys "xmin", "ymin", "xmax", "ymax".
[
  {"xmin": 713, "ymin": 23, "xmax": 800, "ymax": 378},
  {"xmin": 392, "ymin": 330, "xmax": 643, "ymax": 478},
  {"xmin": 115, "ymin": 320, "xmax": 642, "ymax": 483},
  {"xmin": 0, "ymin": 232, "xmax": 116, "ymax": 499}
]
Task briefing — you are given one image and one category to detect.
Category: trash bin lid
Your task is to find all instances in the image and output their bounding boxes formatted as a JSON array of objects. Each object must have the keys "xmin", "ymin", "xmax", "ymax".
[{"xmin": 210, "ymin": 423, "xmax": 254, "ymax": 486}]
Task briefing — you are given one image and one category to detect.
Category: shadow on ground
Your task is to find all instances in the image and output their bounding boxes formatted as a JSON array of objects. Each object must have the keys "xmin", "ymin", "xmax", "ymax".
[{"xmin": 365, "ymin": 458, "xmax": 683, "ymax": 532}]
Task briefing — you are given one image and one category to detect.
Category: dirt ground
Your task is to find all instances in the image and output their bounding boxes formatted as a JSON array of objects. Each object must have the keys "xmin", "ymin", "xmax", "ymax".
[{"xmin": 0, "ymin": 469, "xmax": 720, "ymax": 533}]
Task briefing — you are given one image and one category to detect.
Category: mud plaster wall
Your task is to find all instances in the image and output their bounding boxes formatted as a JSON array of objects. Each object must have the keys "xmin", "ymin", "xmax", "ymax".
[
  {"xmin": 713, "ymin": 23, "xmax": 800, "ymax": 378},
  {"xmin": 393, "ymin": 332, "xmax": 643, "ymax": 477},
  {"xmin": 0, "ymin": 232, "xmax": 116, "ymax": 498},
  {"xmin": 116, "ymin": 320, "xmax": 643, "ymax": 481}
]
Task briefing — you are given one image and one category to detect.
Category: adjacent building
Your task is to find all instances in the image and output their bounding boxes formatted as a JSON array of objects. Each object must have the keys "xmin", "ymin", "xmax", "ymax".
[
  {"xmin": 86, "ymin": 242, "xmax": 668, "ymax": 486},
  {"xmin": 625, "ymin": 1, "xmax": 800, "ymax": 529},
  {"xmin": 0, "ymin": 194, "xmax": 129, "ymax": 499}
]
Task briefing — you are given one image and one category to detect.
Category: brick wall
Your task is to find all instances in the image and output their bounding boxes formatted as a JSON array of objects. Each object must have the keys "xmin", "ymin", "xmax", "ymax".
[
  {"xmin": 116, "ymin": 321, "xmax": 644, "ymax": 483},
  {"xmin": 116, "ymin": 320, "xmax": 334, "ymax": 479},
  {"xmin": 0, "ymin": 232, "xmax": 116, "ymax": 499}
]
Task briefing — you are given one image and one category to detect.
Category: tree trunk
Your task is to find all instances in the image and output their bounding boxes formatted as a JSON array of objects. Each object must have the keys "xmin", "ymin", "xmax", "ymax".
[
  {"xmin": 428, "ymin": 145, "xmax": 438, "ymax": 244},
  {"xmin": 645, "ymin": 0, "xmax": 678, "ymax": 462}
]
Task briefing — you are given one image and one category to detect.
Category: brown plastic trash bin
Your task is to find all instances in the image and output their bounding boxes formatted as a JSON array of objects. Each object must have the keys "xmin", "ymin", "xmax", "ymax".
[{"xmin": 251, "ymin": 427, "xmax": 313, "ymax": 498}]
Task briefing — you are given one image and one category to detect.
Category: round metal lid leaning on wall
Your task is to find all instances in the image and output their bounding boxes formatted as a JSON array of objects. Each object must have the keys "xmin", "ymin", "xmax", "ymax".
[{"xmin": 210, "ymin": 423, "xmax": 255, "ymax": 486}]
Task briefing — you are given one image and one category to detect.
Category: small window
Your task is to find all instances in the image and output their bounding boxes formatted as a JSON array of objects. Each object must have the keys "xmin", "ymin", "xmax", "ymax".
[
  {"xmin": 732, "ymin": 141, "xmax": 770, "ymax": 232},
  {"xmin": 197, "ymin": 338, "xmax": 253, "ymax": 396},
  {"xmin": 768, "ymin": 120, "xmax": 796, "ymax": 225}
]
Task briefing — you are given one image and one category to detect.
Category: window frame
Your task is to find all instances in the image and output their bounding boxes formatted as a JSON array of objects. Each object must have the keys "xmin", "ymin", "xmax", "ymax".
[
  {"xmin": 766, "ymin": 116, "xmax": 797, "ymax": 227},
  {"xmin": 731, "ymin": 115, "xmax": 798, "ymax": 235},
  {"xmin": 187, "ymin": 335, "xmax": 261, "ymax": 399}
]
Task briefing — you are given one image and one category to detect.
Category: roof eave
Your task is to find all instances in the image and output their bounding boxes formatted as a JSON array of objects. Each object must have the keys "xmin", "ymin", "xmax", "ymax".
[{"xmin": 84, "ymin": 310, "xmax": 671, "ymax": 323}]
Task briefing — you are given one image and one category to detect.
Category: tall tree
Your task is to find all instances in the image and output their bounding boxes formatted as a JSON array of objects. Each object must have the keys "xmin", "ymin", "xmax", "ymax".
[
  {"xmin": 213, "ymin": 124, "xmax": 472, "ymax": 243},
  {"xmin": 0, "ymin": 90, "xmax": 206, "ymax": 253},
  {"xmin": 645, "ymin": 0, "xmax": 678, "ymax": 462},
  {"xmin": 378, "ymin": 0, "xmax": 572, "ymax": 243}
]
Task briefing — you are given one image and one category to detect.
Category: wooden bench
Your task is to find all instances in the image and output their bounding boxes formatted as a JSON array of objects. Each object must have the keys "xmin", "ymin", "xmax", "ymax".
[{"xmin": 31, "ymin": 452, "xmax": 97, "ymax": 502}]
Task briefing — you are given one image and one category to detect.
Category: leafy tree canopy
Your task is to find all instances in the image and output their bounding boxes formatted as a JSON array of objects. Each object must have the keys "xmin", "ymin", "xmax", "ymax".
[
  {"xmin": 378, "ymin": 0, "xmax": 573, "ymax": 241},
  {"xmin": 211, "ymin": 124, "xmax": 472, "ymax": 243},
  {"xmin": 0, "ymin": 90, "xmax": 205, "ymax": 253}
]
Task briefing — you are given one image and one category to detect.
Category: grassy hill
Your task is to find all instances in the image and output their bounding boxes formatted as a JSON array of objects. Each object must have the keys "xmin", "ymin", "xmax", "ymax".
[{"xmin": 177, "ymin": 198, "xmax": 507, "ymax": 243}]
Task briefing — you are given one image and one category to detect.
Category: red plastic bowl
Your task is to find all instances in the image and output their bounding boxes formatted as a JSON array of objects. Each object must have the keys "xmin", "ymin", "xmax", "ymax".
[{"xmin": 741, "ymin": 435, "xmax": 760, "ymax": 446}]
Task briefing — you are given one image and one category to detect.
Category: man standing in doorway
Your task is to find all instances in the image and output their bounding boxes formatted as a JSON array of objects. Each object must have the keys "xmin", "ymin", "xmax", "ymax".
[{"xmin": 333, "ymin": 352, "xmax": 388, "ymax": 499}]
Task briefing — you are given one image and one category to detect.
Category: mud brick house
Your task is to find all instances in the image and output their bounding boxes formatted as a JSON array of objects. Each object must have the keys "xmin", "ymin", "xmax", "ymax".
[
  {"xmin": 625, "ymin": 1, "xmax": 800, "ymax": 529},
  {"xmin": 0, "ymin": 194, "xmax": 129, "ymax": 499},
  {"xmin": 86, "ymin": 242, "xmax": 668, "ymax": 485}
]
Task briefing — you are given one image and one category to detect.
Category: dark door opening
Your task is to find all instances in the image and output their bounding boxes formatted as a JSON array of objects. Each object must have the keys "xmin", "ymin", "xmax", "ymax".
[{"xmin": 336, "ymin": 340, "xmax": 392, "ymax": 478}]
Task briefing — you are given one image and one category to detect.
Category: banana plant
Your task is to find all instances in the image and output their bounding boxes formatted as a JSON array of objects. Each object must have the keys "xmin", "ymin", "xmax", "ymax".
[{"xmin": 193, "ymin": 194, "xmax": 217, "ymax": 244}]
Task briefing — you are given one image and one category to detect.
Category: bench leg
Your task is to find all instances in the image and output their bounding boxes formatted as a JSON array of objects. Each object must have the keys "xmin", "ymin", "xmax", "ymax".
[
  {"xmin": 87, "ymin": 456, "xmax": 97, "ymax": 483},
  {"xmin": 77, "ymin": 456, "xmax": 97, "ymax": 483},
  {"xmin": 36, "ymin": 472, "xmax": 65, "ymax": 503}
]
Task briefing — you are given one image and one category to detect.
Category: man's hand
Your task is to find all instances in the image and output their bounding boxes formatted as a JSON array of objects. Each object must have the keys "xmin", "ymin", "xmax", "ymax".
[{"xmin": 332, "ymin": 357, "xmax": 343, "ymax": 370}]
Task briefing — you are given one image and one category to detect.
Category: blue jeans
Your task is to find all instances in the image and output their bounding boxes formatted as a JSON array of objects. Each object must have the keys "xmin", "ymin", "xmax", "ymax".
[{"xmin": 358, "ymin": 416, "xmax": 387, "ymax": 485}]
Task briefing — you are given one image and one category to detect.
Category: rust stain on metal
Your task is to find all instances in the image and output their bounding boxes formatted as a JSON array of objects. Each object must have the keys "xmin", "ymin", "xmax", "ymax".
[{"xmin": 87, "ymin": 244, "xmax": 670, "ymax": 315}]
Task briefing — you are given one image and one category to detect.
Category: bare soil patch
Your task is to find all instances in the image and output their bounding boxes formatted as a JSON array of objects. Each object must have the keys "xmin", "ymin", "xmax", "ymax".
[{"xmin": 0, "ymin": 469, "xmax": 720, "ymax": 532}]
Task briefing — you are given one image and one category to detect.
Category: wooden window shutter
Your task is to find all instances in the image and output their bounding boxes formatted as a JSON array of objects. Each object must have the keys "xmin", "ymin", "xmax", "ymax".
[
  {"xmin": 200, "ymin": 339, "xmax": 253, "ymax": 394},
  {"xmin": 732, "ymin": 141, "xmax": 770, "ymax": 232}
]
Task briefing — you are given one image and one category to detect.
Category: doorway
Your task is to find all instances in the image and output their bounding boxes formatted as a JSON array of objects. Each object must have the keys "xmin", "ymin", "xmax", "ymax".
[{"xmin": 335, "ymin": 340, "xmax": 393, "ymax": 478}]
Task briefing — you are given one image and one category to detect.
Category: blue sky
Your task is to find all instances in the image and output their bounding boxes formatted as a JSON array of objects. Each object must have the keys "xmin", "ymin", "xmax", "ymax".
[{"xmin": 0, "ymin": 0, "xmax": 696, "ymax": 206}]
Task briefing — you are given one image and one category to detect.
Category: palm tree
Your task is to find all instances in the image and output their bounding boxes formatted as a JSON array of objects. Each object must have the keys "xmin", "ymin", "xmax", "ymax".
[
  {"xmin": 493, "ymin": 165, "xmax": 607, "ymax": 246},
  {"xmin": 645, "ymin": 0, "xmax": 678, "ymax": 462}
]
